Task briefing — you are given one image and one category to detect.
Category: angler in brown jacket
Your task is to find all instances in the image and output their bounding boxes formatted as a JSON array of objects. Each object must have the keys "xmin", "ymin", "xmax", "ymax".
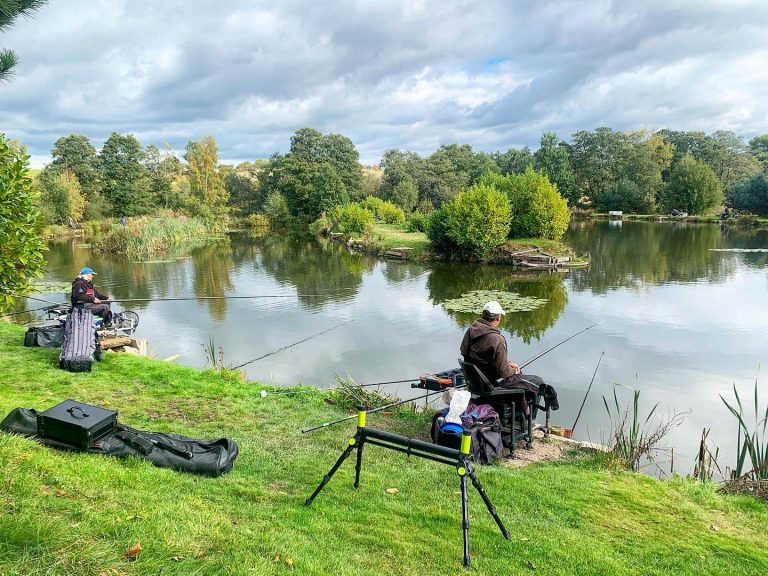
[{"xmin": 460, "ymin": 301, "xmax": 544, "ymax": 393}]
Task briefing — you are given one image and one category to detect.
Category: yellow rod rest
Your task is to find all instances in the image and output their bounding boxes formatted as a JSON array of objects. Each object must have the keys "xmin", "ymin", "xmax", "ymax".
[
  {"xmin": 460, "ymin": 429, "xmax": 471, "ymax": 455},
  {"xmin": 357, "ymin": 406, "xmax": 367, "ymax": 428}
]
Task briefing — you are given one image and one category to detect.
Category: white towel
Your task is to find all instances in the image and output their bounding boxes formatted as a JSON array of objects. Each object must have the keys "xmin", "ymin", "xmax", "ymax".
[{"xmin": 445, "ymin": 390, "xmax": 471, "ymax": 425}]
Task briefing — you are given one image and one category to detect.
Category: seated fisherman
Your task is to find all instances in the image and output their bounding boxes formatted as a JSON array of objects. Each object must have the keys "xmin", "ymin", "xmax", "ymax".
[
  {"xmin": 71, "ymin": 266, "xmax": 113, "ymax": 325},
  {"xmin": 460, "ymin": 301, "xmax": 547, "ymax": 395}
]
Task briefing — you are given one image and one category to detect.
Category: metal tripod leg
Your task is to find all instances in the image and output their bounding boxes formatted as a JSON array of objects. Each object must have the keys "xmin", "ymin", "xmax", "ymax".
[
  {"xmin": 468, "ymin": 468, "xmax": 511, "ymax": 540},
  {"xmin": 354, "ymin": 436, "xmax": 365, "ymax": 488},
  {"xmin": 460, "ymin": 471, "xmax": 471, "ymax": 568},
  {"xmin": 305, "ymin": 441, "xmax": 357, "ymax": 506}
]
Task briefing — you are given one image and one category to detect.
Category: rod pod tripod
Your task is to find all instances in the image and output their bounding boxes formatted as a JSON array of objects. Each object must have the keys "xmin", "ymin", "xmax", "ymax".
[{"xmin": 305, "ymin": 407, "xmax": 511, "ymax": 568}]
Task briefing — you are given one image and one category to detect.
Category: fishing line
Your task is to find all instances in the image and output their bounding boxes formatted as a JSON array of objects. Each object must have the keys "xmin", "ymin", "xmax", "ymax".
[{"xmin": 231, "ymin": 319, "xmax": 353, "ymax": 370}]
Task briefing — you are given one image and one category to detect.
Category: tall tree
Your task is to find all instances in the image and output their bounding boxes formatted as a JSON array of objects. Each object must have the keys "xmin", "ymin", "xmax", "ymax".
[
  {"xmin": 185, "ymin": 134, "xmax": 229, "ymax": 227},
  {"xmin": 749, "ymin": 135, "xmax": 768, "ymax": 169},
  {"xmin": 0, "ymin": 0, "xmax": 47, "ymax": 82},
  {"xmin": 99, "ymin": 133, "xmax": 152, "ymax": 217},
  {"xmin": 492, "ymin": 146, "xmax": 533, "ymax": 175},
  {"xmin": 569, "ymin": 127, "xmax": 633, "ymax": 204},
  {"xmin": 534, "ymin": 132, "xmax": 577, "ymax": 205},
  {"xmin": 0, "ymin": 133, "xmax": 46, "ymax": 306},
  {"xmin": 308, "ymin": 163, "xmax": 348, "ymax": 216},
  {"xmin": 49, "ymin": 134, "xmax": 104, "ymax": 218},
  {"xmin": 619, "ymin": 132, "xmax": 673, "ymax": 211},
  {"xmin": 37, "ymin": 168, "xmax": 86, "ymax": 224}
]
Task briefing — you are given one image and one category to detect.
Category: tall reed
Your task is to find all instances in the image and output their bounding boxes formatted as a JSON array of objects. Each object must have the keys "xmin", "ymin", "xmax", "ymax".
[
  {"xmin": 94, "ymin": 215, "xmax": 214, "ymax": 258},
  {"xmin": 720, "ymin": 370, "xmax": 768, "ymax": 480}
]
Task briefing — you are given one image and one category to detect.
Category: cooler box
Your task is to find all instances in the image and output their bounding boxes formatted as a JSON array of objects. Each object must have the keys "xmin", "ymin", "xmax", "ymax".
[{"xmin": 36, "ymin": 400, "xmax": 118, "ymax": 450}]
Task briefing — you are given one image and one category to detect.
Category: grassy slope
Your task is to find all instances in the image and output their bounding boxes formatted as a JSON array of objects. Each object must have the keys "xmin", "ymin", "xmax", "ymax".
[{"xmin": 0, "ymin": 321, "xmax": 766, "ymax": 575}]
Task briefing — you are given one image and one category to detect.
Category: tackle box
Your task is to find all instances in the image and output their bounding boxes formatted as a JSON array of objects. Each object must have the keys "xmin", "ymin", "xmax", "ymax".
[{"xmin": 36, "ymin": 399, "xmax": 117, "ymax": 450}]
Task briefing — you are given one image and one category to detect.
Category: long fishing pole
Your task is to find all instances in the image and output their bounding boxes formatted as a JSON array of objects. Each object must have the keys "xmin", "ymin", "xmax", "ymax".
[
  {"xmin": 231, "ymin": 319, "xmax": 353, "ymax": 370},
  {"xmin": 301, "ymin": 322, "xmax": 602, "ymax": 433},
  {"xmin": 301, "ymin": 386, "xmax": 463, "ymax": 433},
  {"xmin": 105, "ymin": 293, "xmax": 353, "ymax": 303},
  {"xmin": 571, "ymin": 350, "xmax": 604, "ymax": 433},
  {"xmin": 10, "ymin": 294, "xmax": 65, "ymax": 307},
  {"xmin": 0, "ymin": 305, "xmax": 53, "ymax": 318}
]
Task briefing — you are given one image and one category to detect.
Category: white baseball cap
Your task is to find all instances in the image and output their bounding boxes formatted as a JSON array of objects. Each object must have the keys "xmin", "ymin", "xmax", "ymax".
[{"xmin": 483, "ymin": 301, "xmax": 505, "ymax": 316}]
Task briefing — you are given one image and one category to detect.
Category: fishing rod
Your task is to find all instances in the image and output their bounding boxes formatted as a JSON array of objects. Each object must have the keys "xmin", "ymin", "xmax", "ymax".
[
  {"xmin": 350, "ymin": 378, "xmax": 421, "ymax": 388},
  {"xmin": 301, "ymin": 321, "xmax": 602, "ymax": 433},
  {"xmin": 10, "ymin": 294, "xmax": 65, "ymax": 307},
  {"xmin": 231, "ymin": 319, "xmax": 353, "ymax": 370},
  {"xmin": 104, "ymin": 293, "xmax": 354, "ymax": 303},
  {"xmin": 0, "ymin": 305, "xmax": 53, "ymax": 318},
  {"xmin": 571, "ymin": 351, "xmax": 604, "ymax": 433}
]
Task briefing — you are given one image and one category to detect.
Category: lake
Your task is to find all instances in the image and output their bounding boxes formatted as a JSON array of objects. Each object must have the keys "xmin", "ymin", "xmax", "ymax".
[{"xmin": 16, "ymin": 220, "xmax": 768, "ymax": 476}]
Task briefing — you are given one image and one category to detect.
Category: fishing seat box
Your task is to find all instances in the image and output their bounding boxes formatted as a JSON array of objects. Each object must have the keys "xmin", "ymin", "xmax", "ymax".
[{"xmin": 36, "ymin": 400, "xmax": 117, "ymax": 451}]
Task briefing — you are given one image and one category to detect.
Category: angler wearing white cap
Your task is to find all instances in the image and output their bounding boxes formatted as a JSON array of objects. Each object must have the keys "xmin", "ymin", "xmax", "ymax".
[
  {"xmin": 459, "ymin": 300, "xmax": 546, "ymax": 393},
  {"xmin": 71, "ymin": 266, "xmax": 113, "ymax": 325}
]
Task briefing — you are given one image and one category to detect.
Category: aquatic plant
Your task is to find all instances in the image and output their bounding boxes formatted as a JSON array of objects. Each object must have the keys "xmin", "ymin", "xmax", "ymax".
[
  {"xmin": 442, "ymin": 290, "xmax": 548, "ymax": 314},
  {"xmin": 94, "ymin": 215, "xmax": 214, "ymax": 258},
  {"xmin": 603, "ymin": 383, "xmax": 685, "ymax": 473},
  {"xmin": 720, "ymin": 370, "xmax": 768, "ymax": 480},
  {"xmin": 330, "ymin": 374, "xmax": 396, "ymax": 411}
]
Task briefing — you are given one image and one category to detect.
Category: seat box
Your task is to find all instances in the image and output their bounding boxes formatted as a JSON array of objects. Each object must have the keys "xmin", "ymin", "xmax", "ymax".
[{"xmin": 36, "ymin": 399, "xmax": 117, "ymax": 450}]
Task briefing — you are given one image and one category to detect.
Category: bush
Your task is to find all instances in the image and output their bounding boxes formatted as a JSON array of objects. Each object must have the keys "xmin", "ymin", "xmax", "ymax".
[
  {"xmin": 247, "ymin": 214, "xmax": 270, "ymax": 228},
  {"xmin": 308, "ymin": 213, "xmax": 332, "ymax": 236},
  {"xmin": 728, "ymin": 173, "xmax": 768, "ymax": 216},
  {"xmin": 359, "ymin": 196, "xmax": 385, "ymax": 215},
  {"xmin": 659, "ymin": 155, "xmax": 723, "ymax": 215},
  {"xmin": 406, "ymin": 212, "xmax": 428, "ymax": 233},
  {"xmin": 328, "ymin": 202, "xmax": 375, "ymax": 236},
  {"xmin": 263, "ymin": 192, "xmax": 290, "ymax": 223},
  {"xmin": 388, "ymin": 177, "xmax": 418, "ymax": 212},
  {"xmin": 417, "ymin": 199, "xmax": 434, "ymax": 214},
  {"xmin": 483, "ymin": 168, "xmax": 570, "ymax": 240},
  {"xmin": 378, "ymin": 201, "xmax": 406, "ymax": 224},
  {"xmin": 594, "ymin": 179, "xmax": 648, "ymax": 214},
  {"xmin": 425, "ymin": 205, "xmax": 457, "ymax": 253},
  {"xmin": 444, "ymin": 183, "xmax": 511, "ymax": 257}
]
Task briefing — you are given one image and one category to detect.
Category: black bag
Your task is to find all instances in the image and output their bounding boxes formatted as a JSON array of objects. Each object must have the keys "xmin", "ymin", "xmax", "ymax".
[
  {"xmin": 59, "ymin": 308, "xmax": 101, "ymax": 372},
  {"xmin": 24, "ymin": 324, "xmax": 65, "ymax": 348},
  {"xmin": 1, "ymin": 406, "xmax": 239, "ymax": 477},
  {"xmin": 36, "ymin": 399, "xmax": 117, "ymax": 450},
  {"xmin": 431, "ymin": 403, "xmax": 503, "ymax": 465}
]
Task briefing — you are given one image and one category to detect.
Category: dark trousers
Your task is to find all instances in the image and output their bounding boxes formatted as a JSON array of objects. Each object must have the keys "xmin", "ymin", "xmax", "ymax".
[
  {"xmin": 498, "ymin": 373, "xmax": 544, "ymax": 393},
  {"xmin": 85, "ymin": 303, "xmax": 112, "ymax": 323}
]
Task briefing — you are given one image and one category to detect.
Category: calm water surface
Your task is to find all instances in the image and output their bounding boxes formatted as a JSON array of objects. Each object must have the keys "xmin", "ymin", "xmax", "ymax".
[{"xmin": 17, "ymin": 220, "xmax": 768, "ymax": 475}]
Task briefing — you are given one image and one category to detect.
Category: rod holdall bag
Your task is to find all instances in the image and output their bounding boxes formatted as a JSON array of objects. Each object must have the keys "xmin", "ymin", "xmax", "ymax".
[
  {"xmin": 24, "ymin": 324, "xmax": 64, "ymax": 348},
  {"xmin": 36, "ymin": 399, "xmax": 118, "ymax": 451},
  {"xmin": 59, "ymin": 308, "xmax": 101, "ymax": 372}
]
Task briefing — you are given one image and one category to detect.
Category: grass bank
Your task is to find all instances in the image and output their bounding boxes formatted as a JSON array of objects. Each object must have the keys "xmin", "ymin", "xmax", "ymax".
[{"xmin": 1, "ymin": 321, "xmax": 767, "ymax": 575}]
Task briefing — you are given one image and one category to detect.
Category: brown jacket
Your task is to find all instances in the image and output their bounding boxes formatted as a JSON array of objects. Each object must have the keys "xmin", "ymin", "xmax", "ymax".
[{"xmin": 460, "ymin": 319, "xmax": 515, "ymax": 384}]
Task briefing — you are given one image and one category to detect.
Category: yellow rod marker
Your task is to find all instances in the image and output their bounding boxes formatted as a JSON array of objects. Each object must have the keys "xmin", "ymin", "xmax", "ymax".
[
  {"xmin": 357, "ymin": 406, "xmax": 367, "ymax": 428},
  {"xmin": 460, "ymin": 429, "xmax": 472, "ymax": 455}
]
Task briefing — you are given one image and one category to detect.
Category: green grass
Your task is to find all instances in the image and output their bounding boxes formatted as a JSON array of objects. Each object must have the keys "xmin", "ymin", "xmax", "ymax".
[
  {"xmin": 362, "ymin": 223, "xmax": 429, "ymax": 258},
  {"xmin": 1, "ymin": 320, "xmax": 767, "ymax": 575}
]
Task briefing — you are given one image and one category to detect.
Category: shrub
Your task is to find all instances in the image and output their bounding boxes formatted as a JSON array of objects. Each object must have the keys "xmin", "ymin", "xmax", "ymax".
[
  {"xmin": 359, "ymin": 196, "xmax": 385, "ymax": 215},
  {"xmin": 594, "ymin": 179, "xmax": 648, "ymax": 214},
  {"xmin": 247, "ymin": 213, "xmax": 270, "ymax": 228},
  {"xmin": 378, "ymin": 201, "xmax": 406, "ymax": 224},
  {"xmin": 406, "ymin": 212, "xmax": 428, "ymax": 233},
  {"xmin": 308, "ymin": 213, "xmax": 332, "ymax": 236},
  {"xmin": 263, "ymin": 192, "xmax": 290, "ymax": 223},
  {"xmin": 425, "ymin": 205, "xmax": 456, "ymax": 253},
  {"xmin": 445, "ymin": 183, "xmax": 511, "ymax": 257},
  {"xmin": 388, "ymin": 177, "xmax": 418, "ymax": 212},
  {"xmin": 417, "ymin": 199, "xmax": 434, "ymax": 214},
  {"xmin": 728, "ymin": 173, "xmax": 768, "ymax": 216},
  {"xmin": 483, "ymin": 168, "xmax": 570, "ymax": 240},
  {"xmin": 659, "ymin": 155, "xmax": 723, "ymax": 215},
  {"xmin": 328, "ymin": 202, "xmax": 375, "ymax": 236}
]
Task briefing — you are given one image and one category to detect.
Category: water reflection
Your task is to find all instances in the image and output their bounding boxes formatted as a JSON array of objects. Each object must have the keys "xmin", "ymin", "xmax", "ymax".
[{"xmin": 426, "ymin": 264, "xmax": 568, "ymax": 343}]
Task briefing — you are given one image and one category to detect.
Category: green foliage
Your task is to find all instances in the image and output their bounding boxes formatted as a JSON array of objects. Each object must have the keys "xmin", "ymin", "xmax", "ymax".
[
  {"xmin": 99, "ymin": 132, "xmax": 153, "ymax": 217},
  {"xmin": 377, "ymin": 201, "xmax": 406, "ymax": 225},
  {"xmin": 93, "ymin": 216, "xmax": 212, "ymax": 258},
  {"xmin": 595, "ymin": 179, "xmax": 648, "ymax": 214},
  {"xmin": 660, "ymin": 155, "xmax": 723, "ymax": 215},
  {"xmin": 223, "ymin": 162, "xmax": 259, "ymax": 216},
  {"xmin": 749, "ymin": 134, "xmax": 768, "ymax": 168},
  {"xmin": 387, "ymin": 176, "xmax": 418, "ymax": 212},
  {"xmin": 442, "ymin": 183, "xmax": 511, "ymax": 258},
  {"xmin": 146, "ymin": 143, "xmax": 185, "ymax": 212},
  {"xmin": 328, "ymin": 202, "xmax": 375, "ymax": 236},
  {"xmin": 246, "ymin": 213, "xmax": 270, "ymax": 228},
  {"xmin": 728, "ymin": 173, "xmax": 768, "ymax": 216},
  {"xmin": 49, "ymin": 134, "xmax": 103, "ymax": 211},
  {"xmin": 425, "ymin": 205, "xmax": 456, "ymax": 253},
  {"xmin": 492, "ymin": 146, "xmax": 533, "ymax": 175},
  {"xmin": 37, "ymin": 167, "xmax": 86, "ymax": 224},
  {"xmin": 484, "ymin": 167, "xmax": 571, "ymax": 240},
  {"xmin": 570, "ymin": 128, "xmax": 634, "ymax": 204},
  {"xmin": 185, "ymin": 135, "xmax": 230, "ymax": 229},
  {"xmin": 0, "ymin": 0, "xmax": 47, "ymax": 82},
  {"xmin": 0, "ymin": 133, "xmax": 46, "ymax": 307},
  {"xmin": 263, "ymin": 191, "xmax": 290, "ymax": 224},
  {"xmin": 619, "ymin": 132, "xmax": 671, "ymax": 210},
  {"xmin": 358, "ymin": 195, "xmax": 385, "ymax": 215},
  {"xmin": 405, "ymin": 211, "xmax": 428, "ymax": 233},
  {"xmin": 442, "ymin": 290, "xmax": 547, "ymax": 313},
  {"xmin": 534, "ymin": 132, "xmax": 577, "ymax": 204},
  {"xmin": 720, "ymin": 375, "xmax": 768, "ymax": 480},
  {"xmin": 309, "ymin": 163, "xmax": 349, "ymax": 216}
]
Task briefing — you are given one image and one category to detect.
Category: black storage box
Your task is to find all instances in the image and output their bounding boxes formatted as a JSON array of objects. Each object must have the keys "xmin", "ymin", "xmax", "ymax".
[{"xmin": 36, "ymin": 400, "xmax": 118, "ymax": 450}]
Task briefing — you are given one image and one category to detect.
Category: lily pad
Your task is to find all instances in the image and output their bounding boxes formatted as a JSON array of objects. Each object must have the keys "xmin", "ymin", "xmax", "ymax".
[{"xmin": 442, "ymin": 290, "xmax": 548, "ymax": 314}]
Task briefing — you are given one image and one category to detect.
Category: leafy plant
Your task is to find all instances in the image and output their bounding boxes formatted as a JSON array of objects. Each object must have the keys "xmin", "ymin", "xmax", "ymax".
[
  {"xmin": 377, "ymin": 201, "xmax": 406, "ymax": 225},
  {"xmin": 720, "ymin": 370, "xmax": 768, "ymax": 480},
  {"xmin": 328, "ymin": 202, "xmax": 375, "ymax": 236},
  {"xmin": 330, "ymin": 374, "xmax": 396, "ymax": 411},
  {"xmin": 444, "ymin": 183, "xmax": 511, "ymax": 257}
]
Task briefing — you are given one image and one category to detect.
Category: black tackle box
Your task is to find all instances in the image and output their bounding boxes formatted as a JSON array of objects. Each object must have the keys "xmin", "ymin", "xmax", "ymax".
[{"xmin": 36, "ymin": 399, "xmax": 118, "ymax": 450}]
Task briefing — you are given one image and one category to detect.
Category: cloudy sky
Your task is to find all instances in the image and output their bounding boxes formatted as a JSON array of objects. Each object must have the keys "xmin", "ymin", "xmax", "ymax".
[{"xmin": 1, "ymin": 0, "xmax": 767, "ymax": 167}]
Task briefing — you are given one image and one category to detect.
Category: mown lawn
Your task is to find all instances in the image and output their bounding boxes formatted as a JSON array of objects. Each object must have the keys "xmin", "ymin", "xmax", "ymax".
[{"xmin": 0, "ymin": 321, "xmax": 766, "ymax": 575}]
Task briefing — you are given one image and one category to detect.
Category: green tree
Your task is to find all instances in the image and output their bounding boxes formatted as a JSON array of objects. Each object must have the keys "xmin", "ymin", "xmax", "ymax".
[
  {"xmin": 99, "ymin": 133, "xmax": 152, "ymax": 217},
  {"xmin": 387, "ymin": 175, "xmax": 418, "ymax": 212},
  {"xmin": 184, "ymin": 134, "xmax": 229, "ymax": 228},
  {"xmin": 38, "ymin": 168, "xmax": 86, "ymax": 224},
  {"xmin": 263, "ymin": 191, "xmax": 290, "ymax": 224},
  {"xmin": 749, "ymin": 135, "xmax": 768, "ymax": 169},
  {"xmin": 484, "ymin": 167, "xmax": 570, "ymax": 240},
  {"xmin": 309, "ymin": 163, "xmax": 349, "ymax": 216},
  {"xmin": 0, "ymin": 1, "xmax": 47, "ymax": 82},
  {"xmin": 619, "ymin": 132, "xmax": 672, "ymax": 211},
  {"xmin": 594, "ymin": 179, "xmax": 647, "ymax": 214},
  {"xmin": 659, "ymin": 155, "xmax": 723, "ymax": 215},
  {"xmin": 224, "ymin": 161, "xmax": 260, "ymax": 216},
  {"xmin": 49, "ymin": 134, "xmax": 105, "ymax": 218},
  {"xmin": 534, "ymin": 132, "xmax": 577, "ymax": 205},
  {"xmin": 570, "ymin": 128, "xmax": 633, "ymax": 204},
  {"xmin": 0, "ymin": 133, "xmax": 46, "ymax": 306},
  {"xmin": 444, "ymin": 183, "xmax": 511, "ymax": 258},
  {"xmin": 492, "ymin": 146, "xmax": 533, "ymax": 175},
  {"xmin": 728, "ymin": 173, "xmax": 768, "ymax": 215}
]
